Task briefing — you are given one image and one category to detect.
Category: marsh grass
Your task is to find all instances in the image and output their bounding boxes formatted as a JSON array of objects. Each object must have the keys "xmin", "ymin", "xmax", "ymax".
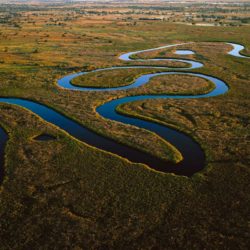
[{"xmin": 0, "ymin": 4, "xmax": 249, "ymax": 249}]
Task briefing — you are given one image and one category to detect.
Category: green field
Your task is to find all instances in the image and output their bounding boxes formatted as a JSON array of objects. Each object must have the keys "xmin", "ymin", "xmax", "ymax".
[{"xmin": 0, "ymin": 3, "xmax": 249, "ymax": 249}]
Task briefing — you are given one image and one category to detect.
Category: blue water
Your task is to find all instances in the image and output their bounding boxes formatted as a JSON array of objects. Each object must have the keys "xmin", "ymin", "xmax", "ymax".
[
  {"xmin": 175, "ymin": 50, "xmax": 195, "ymax": 55},
  {"xmin": 227, "ymin": 43, "xmax": 250, "ymax": 58},
  {"xmin": 0, "ymin": 42, "xmax": 248, "ymax": 181},
  {"xmin": 58, "ymin": 63, "xmax": 203, "ymax": 91}
]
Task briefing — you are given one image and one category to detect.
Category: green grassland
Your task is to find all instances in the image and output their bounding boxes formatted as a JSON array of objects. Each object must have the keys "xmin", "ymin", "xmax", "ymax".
[
  {"xmin": 0, "ymin": 4, "xmax": 249, "ymax": 249},
  {"xmin": 71, "ymin": 67, "xmax": 182, "ymax": 88}
]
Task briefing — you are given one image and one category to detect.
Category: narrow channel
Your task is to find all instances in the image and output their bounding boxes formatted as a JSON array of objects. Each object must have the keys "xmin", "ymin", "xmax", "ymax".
[{"xmin": 0, "ymin": 42, "xmax": 247, "ymax": 181}]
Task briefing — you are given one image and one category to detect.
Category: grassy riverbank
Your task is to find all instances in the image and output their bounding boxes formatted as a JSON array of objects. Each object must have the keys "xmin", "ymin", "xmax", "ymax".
[{"xmin": 0, "ymin": 3, "xmax": 249, "ymax": 249}]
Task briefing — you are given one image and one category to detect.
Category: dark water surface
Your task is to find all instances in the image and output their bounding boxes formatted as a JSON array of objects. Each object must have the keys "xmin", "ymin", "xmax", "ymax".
[
  {"xmin": 33, "ymin": 134, "xmax": 56, "ymax": 141},
  {"xmin": 0, "ymin": 42, "xmax": 247, "ymax": 181}
]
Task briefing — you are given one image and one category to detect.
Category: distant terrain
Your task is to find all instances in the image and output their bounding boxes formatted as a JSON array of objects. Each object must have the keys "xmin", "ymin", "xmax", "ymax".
[
  {"xmin": 0, "ymin": 1, "xmax": 249, "ymax": 249},
  {"xmin": 0, "ymin": 0, "xmax": 250, "ymax": 3}
]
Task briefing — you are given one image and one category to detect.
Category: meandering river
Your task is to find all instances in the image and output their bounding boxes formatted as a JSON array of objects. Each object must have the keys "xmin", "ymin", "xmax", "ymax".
[{"xmin": 0, "ymin": 42, "xmax": 248, "ymax": 181}]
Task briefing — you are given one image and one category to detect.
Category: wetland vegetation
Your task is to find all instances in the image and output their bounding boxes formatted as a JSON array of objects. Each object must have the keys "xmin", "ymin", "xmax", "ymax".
[{"xmin": 0, "ymin": 1, "xmax": 249, "ymax": 249}]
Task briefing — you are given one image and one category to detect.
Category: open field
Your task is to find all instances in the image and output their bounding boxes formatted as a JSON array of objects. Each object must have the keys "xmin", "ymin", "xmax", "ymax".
[{"xmin": 0, "ymin": 1, "xmax": 249, "ymax": 249}]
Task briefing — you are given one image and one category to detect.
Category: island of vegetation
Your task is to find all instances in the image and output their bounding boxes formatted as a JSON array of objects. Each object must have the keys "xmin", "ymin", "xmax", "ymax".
[{"xmin": 0, "ymin": 1, "xmax": 249, "ymax": 249}]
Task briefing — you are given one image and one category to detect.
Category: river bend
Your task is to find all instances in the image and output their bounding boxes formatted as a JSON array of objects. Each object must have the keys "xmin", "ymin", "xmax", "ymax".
[{"xmin": 0, "ymin": 42, "xmax": 248, "ymax": 181}]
